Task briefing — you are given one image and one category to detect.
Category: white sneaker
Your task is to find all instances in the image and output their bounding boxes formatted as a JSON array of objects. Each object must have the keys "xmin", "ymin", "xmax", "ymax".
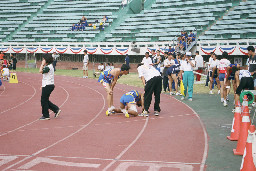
[
  {"xmin": 223, "ymin": 100, "xmax": 228, "ymax": 107},
  {"xmin": 170, "ymin": 92, "xmax": 175, "ymax": 95},
  {"xmin": 188, "ymin": 98, "xmax": 193, "ymax": 101},
  {"xmin": 221, "ymin": 98, "xmax": 224, "ymax": 103},
  {"xmin": 209, "ymin": 90, "xmax": 214, "ymax": 95},
  {"xmin": 176, "ymin": 92, "xmax": 181, "ymax": 96},
  {"xmin": 181, "ymin": 96, "xmax": 185, "ymax": 100},
  {"xmin": 218, "ymin": 90, "xmax": 220, "ymax": 94},
  {"xmin": 226, "ymin": 96, "xmax": 229, "ymax": 102}
]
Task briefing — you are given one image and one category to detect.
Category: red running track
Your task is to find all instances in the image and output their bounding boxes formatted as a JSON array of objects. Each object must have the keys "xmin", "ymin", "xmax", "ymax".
[{"xmin": 0, "ymin": 72, "xmax": 208, "ymax": 171}]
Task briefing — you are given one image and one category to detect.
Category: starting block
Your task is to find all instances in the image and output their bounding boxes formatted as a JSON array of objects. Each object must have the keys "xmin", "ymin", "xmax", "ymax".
[{"xmin": 9, "ymin": 73, "xmax": 18, "ymax": 83}]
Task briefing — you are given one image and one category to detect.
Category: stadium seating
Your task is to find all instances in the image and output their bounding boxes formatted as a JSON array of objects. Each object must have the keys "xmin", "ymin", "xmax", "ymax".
[
  {"xmin": 1, "ymin": 0, "xmax": 255, "ymax": 43},
  {"xmin": 202, "ymin": 0, "xmax": 256, "ymax": 40}
]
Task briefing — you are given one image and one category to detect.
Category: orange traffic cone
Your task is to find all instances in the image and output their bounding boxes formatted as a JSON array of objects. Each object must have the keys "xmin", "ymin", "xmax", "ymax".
[
  {"xmin": 227, "ymin": 101, "xmax": 241, "ymax": 141},
  {"xmin": 234, "ymin": 95, "xmax": 251, "ymax": 155},
  {"xmin": 240, "ymin": 125, "xmax": 256, "ymax": 171}
]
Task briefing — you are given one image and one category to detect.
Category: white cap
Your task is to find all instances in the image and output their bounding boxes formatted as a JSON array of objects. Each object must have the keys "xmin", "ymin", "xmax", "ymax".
[{"xmin": 186, "ymin": 52, "xmax": 192, "ymax": 56}]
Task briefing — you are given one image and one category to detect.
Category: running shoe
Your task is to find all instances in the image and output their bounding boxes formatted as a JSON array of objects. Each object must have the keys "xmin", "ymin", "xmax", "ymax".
[
  {"xmin": 188, "ymin": 98, "xmax": 193, "ymax": 101},
  {"xmin": 176, "ymin": 92, "xmax": 181, "ymax": 96},
  {"xmin": 170, "ymin": 92, "xmax": 175, "ymax": 95},
  {"xmin": 141, "ymin": 110, "xmax": 149, "ymax": 117},
  {"xmin": 39, "ymin": 116, "xmax": 50, "ymax": 120},
  {"xmin": 218, "ymin": 90, "xmax": 220, "ymax": 94},
  {"xmin": 124, "ymin": 111, "xmax": 130, "ymax": 118},
  {"xmin": 209, "ymin": 90, "xmax": 214, "ymax": 95},
  {"xmin": 181, "ymin": 96, "xmax": 185, "ymax": 100},
  {"xmin": 223, "ymin": 101, "xmax": 228, "ymax": 107},
  {"xmin": 154, "ymin": 111, "xmax": 159, "ymax": 116},
  {"xmin": 106, "ymin": 110, "xmax": 111, "ymax": 116},
  {"xmin": 226, "ymin": 96, "xmax": 229, "ymax": 102},
  {"xmin": 55, "ymin": 109, "xmax": 61, "ymax": 118}
]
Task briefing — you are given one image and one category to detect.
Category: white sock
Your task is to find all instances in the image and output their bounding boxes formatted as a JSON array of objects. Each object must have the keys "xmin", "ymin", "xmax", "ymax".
[{"xmin": 121, "ymin": 109, "xmax": 127, "ymax": 114}]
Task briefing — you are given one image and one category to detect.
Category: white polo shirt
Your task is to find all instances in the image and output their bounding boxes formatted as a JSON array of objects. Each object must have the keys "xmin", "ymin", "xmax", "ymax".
[
  {"xmin": 137, "ymin": 65, "xmax": 160, "ymax": 82},
  {"xmin": 42, "ymin": 64, "xmax": 54, "ymax": 87},
  {"xmin": 83, "ymin": 54, "xmax": 89, "ymax": 64},
  {"xmin": 141, "ymin": 57, "xmax": 152, "ymax": 66},
  {"xmin": 180, "ymin": 59, "xmax": 195, "ymax": 71},
  {"xmin": 195, "ymin": 55, "xmax": 204, "ymax": 68},
  {"xmin": 209, "ymin": 59, "xmax": 219, "ymax": 71}
]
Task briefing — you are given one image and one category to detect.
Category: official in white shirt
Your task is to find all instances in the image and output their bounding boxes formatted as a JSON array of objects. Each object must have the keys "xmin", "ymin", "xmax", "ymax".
[
  {"xmin": 137, "ymin": 64, "xmax": 162, "ymax": 116},
  {"xmin": 141, "ymin": 52, "xmax": 153, "ymax": 66},
  {"xmin": 82, "ymin": 50, "xmax": 89, "ymax": 78},
  {"xmin": 179, "ymin": 52, "xmax": 195, "ymax": 101},
  {"xmin": 39, "ymin": 53, "xmax": 61, "ymax": 120},
  {"xmin": 194, "ymin": 51, "xmax": 204, "ymax": 81}
]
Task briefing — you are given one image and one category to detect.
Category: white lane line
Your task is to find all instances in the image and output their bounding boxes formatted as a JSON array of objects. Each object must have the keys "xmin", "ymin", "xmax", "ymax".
[
  {"xmin": 2, "ymin": 83, "xmax": 106, "ymax": 171},
  {"xmin": 169, "ymin": 95, "xmax": 208, "ymax": 171},
  {"xmin": 0, "ymin": 82, "xmax": 36, "ymax": 115},
  {"xmin": 0, "ymin": 84, "xmax": 6, "ymax": 96},
  {"xmin": 0, "ymin": 86, "xmax": 70, "ymax": 137},
  {"xmin": 102, "ymin": 117, "xmax": 149, "ymax": 171}
]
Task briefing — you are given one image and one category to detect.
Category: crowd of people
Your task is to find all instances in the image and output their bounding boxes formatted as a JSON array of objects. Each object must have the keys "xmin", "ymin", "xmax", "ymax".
[
  {"xmin": 176, "ymin": 30, "xmax": 196, "ymax": 52},
  {"xmin": 0, "ymin": 52, "xmax": 17, "ymax": 82},
  {"xmin": 71, "ymin": 15, "xmax": 108, "ymax": 31}
]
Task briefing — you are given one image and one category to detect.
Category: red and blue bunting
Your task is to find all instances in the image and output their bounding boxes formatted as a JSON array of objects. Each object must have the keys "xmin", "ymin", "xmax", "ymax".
[
  {"xmin": 219, "ymin": 47, "xmax": 236, "ymax": 55},
  {"xmin": 160, "ymin": 48, "xmax": 167, "ymax": 54},
  {"xmin": 70, "ymin": 47, "xmax": 83, "ymax": 54},
  {"xmin": 100, "ymin": 48, "xmax": 113, "ymax": 54},
  {"xmin": 115, "ymin": 48, "xmax": 129, "ymax": 55},
  {"xmin": 41, "ymin": 47, "xmax": 53, "ymax": 53},
  {"xmin": 55, "ymin": 47, "xmax": 68, "ymax": 54},
  {"xmin": 0, "ymin": 47, "xmax": 9, "ymax": 53},
  {"xmin": 201, "ymin": 47, "xmax": 216, "ymax": 55},
  {"xmin": 147, "ymin": 48, "xmax": 156, "ymax": 54},
  {"xmin": 239, "ymin": 47, "xmax": 248, "ymax": 55},
  {"xmin": 86, "ymin": 47, "xmax": 97, "ymax": 54},
  {"xmin": 27, "ymin": 47, "xmax": 38, "ymax": 53},
  {"xmin": 12, "ymin": 47, "xmax": 23, "ymax": 53}
]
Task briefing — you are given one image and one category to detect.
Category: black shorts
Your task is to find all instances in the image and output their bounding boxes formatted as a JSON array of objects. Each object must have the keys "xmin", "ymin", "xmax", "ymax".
[
  {"xmin": 209, "ymin": 71, "xmax": 218, "ymax": 78},
  {"xmin": 236, "ymin": 77, "xmax": 254, "ymax": 95}
]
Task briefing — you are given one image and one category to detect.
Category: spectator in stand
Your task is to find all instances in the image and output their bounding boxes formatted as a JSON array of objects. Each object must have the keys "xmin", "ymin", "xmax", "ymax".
[
  {"xmin": 125, "ymin": 54, "xmax": 130, "ymax": 67},
  {"xmin": 217, "ymin": 51, "xmax": 231, "ymax": 107},
  {"xmin": 162, "ymin": 52, "xmax": 169, "ymax": 92},
  {"xmin": 179, "ymin": 52, "xmax": 195, "ymax": 101},
  {"xmin": 188, "ymin": 30, "xmax": 196, "ymax": 44},
  {"xmin": 80, "ymin": 16, "xmax": 86, "ymax": 24},
  {"xmin": 152, "ymin": 50, "xmax": 161, "ymax": 72},
  {"xmin": 0, "ymin": 51, "xmax": 4, "ymax": 60},
  {"xmin": 71, "ymin": 24, "xmax": 76, "ymax": 31},
  {"xmin": 141, "ymin": 52, "xmax": 152, "ymax": 66},
  {"xmin": 11, "ymin": 54, "xmax": 17, "ymax": 70},
  {"xmin": 178, "ymin": 31, "xmax": 185, "ymax": 41},
  {"xmin": 75, "ymin": 22, "xmax": 81, "ymax": 31},
  {"xmin": 102, "ymin": 15, "xmax": 108, "ymax": 24},
  {"xmin": 168, "ymin": 46, "xmax": 175, "ymax": 54},
  {"xmin": 122, "ymin": 0, "xmax": 128, "ymax": 8},
  {"xmin": 195, "ymin": 51, "xmax": 204, "ymax": 81},
  {"xmin": 208, "ymin": 53, "xmax": 220, "ymax": 94}
]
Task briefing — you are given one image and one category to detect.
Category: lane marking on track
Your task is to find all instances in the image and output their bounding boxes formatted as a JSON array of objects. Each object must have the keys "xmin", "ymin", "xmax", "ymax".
[
  {"xmin": 0, "ymin": 84, "xmax": 6, "ymax": 96},
  {"xmin": 0, "ymin": 82, "xmax": 36, "ymax": 115},
  {"xmin": 0, "ymin": 86, "xmax": 69, "ymax": 137},
  {"xmin": 0, "ymin": 154, "xmax": 202, "ymax": 165},
  {"xmin": 169, "ymin": 95, "xmax": 208, "ymax": 171},
  {"xmin": 102, "ymin": 117, "xmax": 149, "ymax": 171},
  {"xmin": 2, "ymin": 82, "xmax": 106, "ymax": 171}
]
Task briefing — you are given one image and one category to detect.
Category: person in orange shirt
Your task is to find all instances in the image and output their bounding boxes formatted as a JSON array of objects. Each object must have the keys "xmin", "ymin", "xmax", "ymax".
[{"xmin": 0, "ymin": 51, "xmax": 4, "ymax": 60}]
